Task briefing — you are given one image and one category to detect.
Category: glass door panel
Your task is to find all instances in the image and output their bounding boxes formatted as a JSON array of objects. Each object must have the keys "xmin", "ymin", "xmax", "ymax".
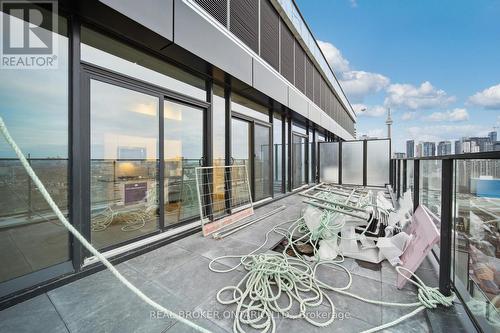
[
  {"xmin": 163, "ymin": 100, "xmax": 204, "ymax": 226},
  {"xmin": 231, "ymin": 118, "xmax": 251, "ymax": 203},
  {"xmin": 292, "ymin": 134, "xmax": 307, "ymax": 189},
  {"xmin": 273, "ymin": 114, "xmax": 283, "ymax": 195},
  {"xmin": 254, "ymin": 124, "xmax": 271, "ymax": 201},
  {"xmin": 90, "ymin": 80, "xmax": 160, "ymax": 250}
]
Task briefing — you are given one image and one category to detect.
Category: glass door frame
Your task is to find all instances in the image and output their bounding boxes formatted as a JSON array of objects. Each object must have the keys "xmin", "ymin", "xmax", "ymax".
[
  {"xmin": 162, "ymin": 97, "xmax": 208, "ymax": 230},
  {"xmin": 231, "ymin": 112, "xmax": 273, "ymax": 202},
  {"xmin": 80, "ymin": 62, "xmax": 209, "ymax": 254},
  {"xmin": 292, "ymin": 131, "xmax": 308, "ymax": 190},
  {"xmin": 253, "ymin": 121, "xmax": 273, "ymax": 202}
]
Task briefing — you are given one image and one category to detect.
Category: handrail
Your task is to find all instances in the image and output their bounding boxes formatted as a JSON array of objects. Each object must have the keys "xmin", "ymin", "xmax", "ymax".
[
  {"xmin": 390, "ymin": 151, "xmax": 500, "ymax": 332},
  {"xmin": 392, "ymin": 150, "xmax": 500, "ymax": 161}
]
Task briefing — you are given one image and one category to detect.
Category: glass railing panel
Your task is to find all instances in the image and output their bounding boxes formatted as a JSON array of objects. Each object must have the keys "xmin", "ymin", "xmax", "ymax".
[
  {"xmin": 341, "ymin": 141, "xmax": 363, "ymax": 185},
  {"xmin": 366, "ymin": 140, "xmax": 390, "ymax": 187},
  {"xmin": 420, "ymin": 159, "xmax": 442, "ymax": 221},
  {"xmin": 319, "ymin": 142, "xmax": 339, "ymax": 183},
  {"xmin": 407, "ymin": 160, "xmax": 414, "ymax": 194},
  {"xmin": 453, "ymin": 158, "xmax": 500, "ymax": 331}
]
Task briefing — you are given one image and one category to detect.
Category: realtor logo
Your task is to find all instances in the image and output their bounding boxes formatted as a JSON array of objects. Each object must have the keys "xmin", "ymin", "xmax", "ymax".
[{"xmin": 1, "ymin": 0, "xmax": 58, "ymax": 69}]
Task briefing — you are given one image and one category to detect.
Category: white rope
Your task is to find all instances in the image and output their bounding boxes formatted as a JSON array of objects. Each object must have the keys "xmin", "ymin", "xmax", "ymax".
[
  {"xmin": 0, "ymin": 117, "xmax": 211, "ymax": 333},
  {"xmin": 209, "ymin": 197, "xmax": 456, "ymax": 333}
]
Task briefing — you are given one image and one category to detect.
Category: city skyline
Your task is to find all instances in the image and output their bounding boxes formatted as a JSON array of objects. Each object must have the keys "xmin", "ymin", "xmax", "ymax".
[
  {"xmin": 405, "ymin": 130, "xmax": 499, "ymax": 157},
  {"xmin": 296, "ymin": 0, "xmax": 500, "ymax": 152}
]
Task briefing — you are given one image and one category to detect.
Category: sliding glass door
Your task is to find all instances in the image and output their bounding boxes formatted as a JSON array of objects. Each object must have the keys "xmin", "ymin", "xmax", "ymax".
[
  {"xmin": 231, "ymin": 117, "xmax": 272, "ymax": 202},
  {"xmin": 231, "ymin": 118, "xmax": 251, "ymax": 206},
  {"xmin": 88, "ymin": 75, "xmax": 206, "ymax": 250},
  {"xmin": 254, "ymin": 124, "xmax": 272, "ymax": 201},
  {"xmin": 90, "ymin": 79, "xmax": 160, "ymax": 250},
  {"xmin": 163, "ymin": 99, "xmax": 204, "ymax": 226},
  {"xmin": 292, "ymin": 133, "xmax": 307, "ymax": 189}
]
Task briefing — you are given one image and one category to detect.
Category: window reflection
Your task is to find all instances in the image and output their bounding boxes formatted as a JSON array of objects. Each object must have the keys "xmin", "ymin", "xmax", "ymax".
[
  {"xmin": 0, "ymin": 13, "xmax": 69, "ymax": 284},
  {"xmin": 90, "ymin": 80, "xmax": 159, "ymax": 250},
  {"xmin": 284, "ymin": 119, "xmax": 290, "ymax": 191},
  {"xmin": 254, "ymin": 124, "xmax": 271, "ymax": 201},
  {"xmin": 453, "ymin": 159, "xmax": 500, "ymax": 330},
  {"xmin": 292, "ymin": 134, "xmax": 307, "ymax": 189},
  {"xmin": 164, "ymin": 100, "xmax": 204, "ymax": 226},
  {"xmin": 273, "ymin": 114, "xmax": 283, "ymax": 195},
  {"xmin": 212, "ymin": 85, "xmax": 226, "ymax": 215},
  {"xmin": 232, "ymin": 93, "xmax": 269, "ymax": 122},
  {"xmin": 231, "ymin": 118, "xmax": 251, "ymax": 203},
  {"xmin": 81, "ymin": 27, "xmax": 206, "ymax": 101},
  {"xmin": 419, "ymin": 160, "xmax": 442, "ymax": 219},
  {"xmin": 309, "ymin": 131, "xmax": 314, "ymax": 183}
]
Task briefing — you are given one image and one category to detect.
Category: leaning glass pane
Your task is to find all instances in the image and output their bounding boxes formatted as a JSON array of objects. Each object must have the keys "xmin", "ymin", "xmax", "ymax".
[
  {"xmin": 81, "ymin": 27, "xmax": 206, "ymax": 101},
  {"xmin": 0, "ymin": 13, "xmax": 69, "ymax": 283}
]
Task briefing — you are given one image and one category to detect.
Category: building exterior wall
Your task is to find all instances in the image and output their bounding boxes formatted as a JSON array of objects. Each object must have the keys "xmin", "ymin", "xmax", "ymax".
[{"xmin": 0, "ymin": 0, "xmax": 355, "ymax": 304}]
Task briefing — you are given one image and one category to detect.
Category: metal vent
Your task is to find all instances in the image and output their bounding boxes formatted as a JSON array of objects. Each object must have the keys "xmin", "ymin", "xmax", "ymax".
[
  {"xmin": 260, "ymin": 0, "xmax": 279, "ymax": 70},
  {"xmin": 313, "ymin": 67, "xmax": 320, "ymax": 106},
  {"xmin": 294, "ymin": 42, "xmax": 305, "ymax": 93},
  {"xmin": 194, "ymin": 0, "xmax": 228, "ymax": 27},
  {"xmin": 305, "ymin": 57, "xmax": 313, "ymax": 100},
  {"xmin": 280, "ymin": 19, "xmax": 294, "ymax": 84},
  {"xmin": 230, "ymin": 0, "xmax": 259, "ymax": 53}
]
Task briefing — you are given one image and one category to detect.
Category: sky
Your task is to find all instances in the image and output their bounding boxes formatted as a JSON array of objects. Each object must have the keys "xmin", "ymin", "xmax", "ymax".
[{"xmin": 295, "ymin": 0, "xmax": 500, "ymax": 153}]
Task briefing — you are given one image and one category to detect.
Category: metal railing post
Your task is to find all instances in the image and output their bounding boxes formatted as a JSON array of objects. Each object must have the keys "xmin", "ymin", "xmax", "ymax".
[
  {"xmin": 439, "ymin": 158, "xmax": 454, "ymax": 296},
  {"xmin": 338, "ymin": 141, "xmax": 342, "ymax": 185},
  {"xmin": 363, "ymin": 140, "xmax": 367, "ymax": 187},
  {"xmin": 397, "ymin": 160, "xmax": 401, "ymax": 198},
  {"xmin": 413, "ymin": 159, "xmax": 420, "ymax": 212},
  {"xmin": 403, "ymin": 159, "xmax": 407, "ymax": 193}
]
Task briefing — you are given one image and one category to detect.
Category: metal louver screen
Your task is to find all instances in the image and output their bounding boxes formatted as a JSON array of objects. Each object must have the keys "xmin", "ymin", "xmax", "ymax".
[
  {"xmin": 230, "ymin": 0, "xmax": 259, "ymax": 53},
  {"xmin": 323, "ymin": 80, "xmax": 328, "ymax": 111},
  {"xmin": 280, "ymin": 20, "xmax": 294, "ymax": 84},
  {"xmin": 313, "ymin": 67, "xmax": 320, "ymax": 106},
  {"xmin": 260, "ymin": 0, "xmax": 279, "ymax": 70},
  {"xmin": 294, "ymin": 42, "xmax": 305, "ymax": 93},
  {"xmin": 305, "ymin": 57, "xmax": 313, "ymax": 100},
  {"xmin": 335, "ymin": 97, "xmax": 340, "ymax": 121},
  {"xmin": 321, "ymin": 79, "xmax": 326, "ymax": 110},
  {"xmin": 327, "ymin": 90, "xmax": 333, "ymax": 117},
  {"xmin": 194, "ymin": 0, "xmax": 228, "ymax": 27}
]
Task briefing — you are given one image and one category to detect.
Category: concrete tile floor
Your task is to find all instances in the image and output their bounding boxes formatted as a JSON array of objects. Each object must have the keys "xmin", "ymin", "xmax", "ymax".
[{"xmin": 0, "ymin": 193, "xmax": 471, "ymax": 333}]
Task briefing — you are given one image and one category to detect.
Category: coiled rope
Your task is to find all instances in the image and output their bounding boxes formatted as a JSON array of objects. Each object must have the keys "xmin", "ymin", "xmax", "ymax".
[
  {"xmin": 0, "ymin": 117, "xmax": 211, "ymax": 333},
  {"xmin": 209, "ymin": 200, "xmax": 456, "ymax": 333}
]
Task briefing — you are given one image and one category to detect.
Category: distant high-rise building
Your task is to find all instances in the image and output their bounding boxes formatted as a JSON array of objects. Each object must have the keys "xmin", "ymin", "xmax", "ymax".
[
  {"xmin": 416, "ymin": 142, "xmax": 423, "ymax": 157},
  {"xmin": 422, "ymin": 142, "xmax": 436, "ymax": 157},
  {"xmin": 470, "ymin": 137, "xmax": 493, "ymax": 152},
  {"xmin": 462, "ymin": 140, "xmax": 480, "ymax": 153},
  {"xmin": 406, "ymin": 140, "xmax": 415, "ymax": 158},
  {"xmin": 455, "ymin": 140, "xmax": 462, "ymax": 154},
  {"xmin": 437, "ymin": 141, "xmax": 452, "ymax": 156},
  {"xmin": 488, "ymin": 131, "xmax": 497, "ymax": 143}
]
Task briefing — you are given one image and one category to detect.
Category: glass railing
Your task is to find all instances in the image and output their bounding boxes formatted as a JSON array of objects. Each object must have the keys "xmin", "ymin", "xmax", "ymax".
[{"xmin": 393, "ymin": 151, "xmax": 500, "ymax": 333}]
